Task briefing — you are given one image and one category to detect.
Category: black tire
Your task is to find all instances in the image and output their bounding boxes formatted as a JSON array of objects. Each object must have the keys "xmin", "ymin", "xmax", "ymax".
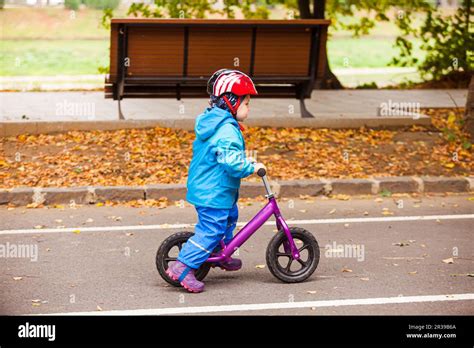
[
  {"xmin": 266, "ymin": 227, "xmax": 320, "ymax": 283},
  {"xmin": 156, "ymin": 231, "xmax": 211, "ymax": 287}
]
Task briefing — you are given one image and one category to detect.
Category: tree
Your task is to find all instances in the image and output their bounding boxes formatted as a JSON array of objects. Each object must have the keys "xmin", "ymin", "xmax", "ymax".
[
  {"xmin": 465, "ymin": 76, "xmax": 474, "ymax": 142},
  {"xmin": 392, "ymin": 0, "xmax": 472, "ymax": 85},
  {"xmin": 101, "ymin": 0, "xmax": 471, "ymax": 89}
]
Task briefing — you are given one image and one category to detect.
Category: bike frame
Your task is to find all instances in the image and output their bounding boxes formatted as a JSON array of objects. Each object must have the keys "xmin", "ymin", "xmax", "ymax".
[{"xmin": 206, "ymin": 174, "xmax": 301, "ymax": 264}]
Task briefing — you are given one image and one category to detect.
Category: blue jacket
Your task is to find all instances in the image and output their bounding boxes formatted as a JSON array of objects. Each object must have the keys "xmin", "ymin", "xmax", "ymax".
[{"xmin": 186, "ymin": 107, "xmax": 255, "ymax": 209}]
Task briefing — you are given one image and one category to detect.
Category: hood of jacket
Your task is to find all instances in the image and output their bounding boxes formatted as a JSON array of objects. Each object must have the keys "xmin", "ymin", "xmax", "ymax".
[{"xmin": 194, "ymin": 106, "xmax": 239, "ymax": 141}]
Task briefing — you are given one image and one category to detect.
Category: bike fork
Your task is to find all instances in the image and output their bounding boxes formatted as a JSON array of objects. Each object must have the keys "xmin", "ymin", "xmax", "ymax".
[{"xmin": 276, "ymin": 214, "xmax": 300, "ymax": 260}]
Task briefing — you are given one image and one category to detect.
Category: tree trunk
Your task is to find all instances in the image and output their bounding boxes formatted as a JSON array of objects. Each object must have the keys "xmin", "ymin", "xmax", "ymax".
[
  {"xmin": 464, "ymin": 75, "xmax": 474, "ymax": 142},
  {"xmin": 298, "ymin": 0, "xmax": 343, "ymax": 89},
  {"xmin": 298, "ymin": 0, "xmax": 312, "ymax": 19}
]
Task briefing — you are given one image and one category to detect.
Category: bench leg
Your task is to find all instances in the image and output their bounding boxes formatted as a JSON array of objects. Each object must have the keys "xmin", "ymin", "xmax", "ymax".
[
  {"xmin": 299, "ymin": 98, "xmax": 315, "ymax": 118},
  {"xmin": 118, "ymin": 100, "xmax": 125, "ymax": 120}
]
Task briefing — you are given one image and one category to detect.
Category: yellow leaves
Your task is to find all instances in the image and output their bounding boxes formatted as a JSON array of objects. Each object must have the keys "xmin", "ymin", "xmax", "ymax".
[
  {"xmin": 1, "ymin": 111, "xmax": 473, "ymax": 192},
  {"xmin": 332, "ymin": 194, "xmax": 351, "ymax": 201},
  {"xmin": 26, "ymin": 202, "xmax": 43, "ymax": 209},
  {"xmin": 446, "ymin": 112, "xmax": 457, "ymax": 127},
  {"xmin": 443, "ymin": 162, "xmax": 455, "ymax": 169},
  {"xmin": 255, "ymin": 264, "xmax": 266, "ymax": 269},
  {"xmin": 442, "ymin": 257, "xmax": 454, "ymax": 264},
  {"xmin": 382, "ymin": 208, "xmax": 394, "ymax": 216}
]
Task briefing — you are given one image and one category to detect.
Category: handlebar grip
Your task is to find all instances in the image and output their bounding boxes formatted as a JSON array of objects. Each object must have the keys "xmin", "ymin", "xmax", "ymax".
[{"xmin": 257, "ymin": 168, "xmax": 266, "ymax": 177}]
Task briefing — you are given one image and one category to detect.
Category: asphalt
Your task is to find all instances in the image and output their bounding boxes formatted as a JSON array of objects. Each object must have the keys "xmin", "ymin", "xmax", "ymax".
[{"xmin": 0, "ymin": 193, "xmax": 473, "ymax": 315}]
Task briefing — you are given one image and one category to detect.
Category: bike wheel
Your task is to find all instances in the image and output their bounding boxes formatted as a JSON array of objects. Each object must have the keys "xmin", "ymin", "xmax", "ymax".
[
  {"xmin": 156, "ymin": 231, "xmax": 211, "ymax": 287},
  {"xmin": 266, "ymin": 227, "xmax": 320, "ymax": 283}
]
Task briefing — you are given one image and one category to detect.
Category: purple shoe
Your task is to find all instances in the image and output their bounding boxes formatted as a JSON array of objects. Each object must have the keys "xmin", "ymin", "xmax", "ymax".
[
  {"xmin": 166, "ymin": 261, "xmax": 205, "ymax": 293},
  {"xmin": 213, "ymin": 257, "xmax": 242, "ymax": 271}
]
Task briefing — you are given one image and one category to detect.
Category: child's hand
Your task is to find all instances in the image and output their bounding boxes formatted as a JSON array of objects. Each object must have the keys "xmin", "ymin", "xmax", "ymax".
[
  {"xmin": 253, "ymin": 162, "xmax": 267, "ymax": 174},
  {"xmin": 247, "ymin": 156, "xmax": 257, "ymax": 164}
]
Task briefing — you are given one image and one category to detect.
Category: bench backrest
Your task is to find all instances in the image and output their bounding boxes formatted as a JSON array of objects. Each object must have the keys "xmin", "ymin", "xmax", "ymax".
[{"xmin": 106, "ymin": 19, "xmax": 330, "ymax": 100}]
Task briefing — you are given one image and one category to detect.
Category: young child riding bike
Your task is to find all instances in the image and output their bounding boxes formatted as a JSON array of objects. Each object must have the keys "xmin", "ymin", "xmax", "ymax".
[{"xmin": 166, "ymin": 69, "xmax": 266, "ymax": 293}]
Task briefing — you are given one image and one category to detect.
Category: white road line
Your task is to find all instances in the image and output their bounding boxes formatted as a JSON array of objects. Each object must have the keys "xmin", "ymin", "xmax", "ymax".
[
  {"xmin": 1, "ymin": 214, "xmax": 474, "ymax": 236},
  {"xmin": 42, "ymin": 293, "xmax": 474, "ymax": 316}
]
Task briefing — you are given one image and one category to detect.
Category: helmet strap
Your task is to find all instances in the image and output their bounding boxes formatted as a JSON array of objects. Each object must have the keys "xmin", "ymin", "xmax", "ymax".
[{"xmin": 222, "ymin": 95, "xmax": 240, "ymax": 116}]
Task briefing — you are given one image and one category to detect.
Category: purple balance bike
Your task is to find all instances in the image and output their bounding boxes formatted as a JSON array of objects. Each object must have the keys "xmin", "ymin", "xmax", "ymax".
[{"xmin": 156, "ymin": 168, "xmax": 320, "ymax": 285}]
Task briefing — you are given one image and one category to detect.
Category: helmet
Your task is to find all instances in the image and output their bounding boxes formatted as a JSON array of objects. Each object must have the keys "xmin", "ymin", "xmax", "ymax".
[{"xmin": 207, "ymin": 69, "xmax": 258, "ymax": 97}]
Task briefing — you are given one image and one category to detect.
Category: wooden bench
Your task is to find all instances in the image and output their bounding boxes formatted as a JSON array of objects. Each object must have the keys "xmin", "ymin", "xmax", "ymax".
[{"xmin": 105, "ymin": 18, "xmax": 330, "ymax": 119}]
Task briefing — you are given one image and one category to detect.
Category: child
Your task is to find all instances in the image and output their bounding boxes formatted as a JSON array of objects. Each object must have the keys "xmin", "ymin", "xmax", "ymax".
[{"xmin": 166, "ymin": 69, "xmax": 266, "ymax": 293}]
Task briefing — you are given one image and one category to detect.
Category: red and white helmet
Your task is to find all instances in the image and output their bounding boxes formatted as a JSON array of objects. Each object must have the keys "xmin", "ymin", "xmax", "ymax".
[{"xmin": 207, "ymin": 69, "xmax": 258, "ymax": 97}]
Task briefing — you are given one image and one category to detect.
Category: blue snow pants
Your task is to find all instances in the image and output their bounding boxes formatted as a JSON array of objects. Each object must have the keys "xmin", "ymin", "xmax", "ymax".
[{"xmin": 177, "ymin": 201, "xmax": 239, "ymax": 269}]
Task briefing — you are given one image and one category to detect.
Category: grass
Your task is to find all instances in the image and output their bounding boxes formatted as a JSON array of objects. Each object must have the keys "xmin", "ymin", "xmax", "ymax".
[
  {"xmin": 0, "ymin": 8, "xmax": 110, "ymax": 40},
  {"xmin": 328, "ymin": 38, "xmax": 424, "ymax": 70},
  {"xmin": 0, "ymin": 38, "xmax": 425, "ymax": 76},
  {"xmin": 0, "ymin": 40, "xmax": 109, "ymax": 76},
  {"xmin": 0, "ymin": 7, "xmax": 426, "ymax": 77}
]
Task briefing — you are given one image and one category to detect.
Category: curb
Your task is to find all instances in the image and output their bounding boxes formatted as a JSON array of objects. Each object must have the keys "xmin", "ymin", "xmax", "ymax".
[
  {"xmin": 0, "ymin": 115, "xmax": 432, "ymax": 137},
  {"xmin": 0, "ymin": 176, "xmax": 472, "ymax": 206}
]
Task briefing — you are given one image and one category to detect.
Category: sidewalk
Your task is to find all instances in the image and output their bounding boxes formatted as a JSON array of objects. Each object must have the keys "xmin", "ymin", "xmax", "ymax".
[{"xmin": 0, "ymin": 89, "xmax": 467, "ymax": 136}]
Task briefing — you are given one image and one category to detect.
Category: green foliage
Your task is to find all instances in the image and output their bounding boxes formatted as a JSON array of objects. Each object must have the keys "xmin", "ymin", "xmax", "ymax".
[
  {"xmin": 99, "ymin": 0, "xmax": 471, "ymax": 84},
  {"xmin": 97, "ymin": 64, "xmax": 109, "ymax": 74},
  {"xmin": 84, "ymin": 0, "xmax": 119, "ymax": 10},
  {"xmin": 65, "ymin": 0, "xmax": 80, "ymax": 11},
  {"xmin": 392, "ymin": 1, "xmax": 473, "ymax": 81},
  {"xmin": 355, "ymin": 82, "xmax": 379, "ymax": 89}
]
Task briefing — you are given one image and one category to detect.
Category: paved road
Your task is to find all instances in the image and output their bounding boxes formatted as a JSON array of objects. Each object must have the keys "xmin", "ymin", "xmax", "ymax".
[{"xmin": 0, "ymin": 193, "xmax": 473, "ymax": 315}]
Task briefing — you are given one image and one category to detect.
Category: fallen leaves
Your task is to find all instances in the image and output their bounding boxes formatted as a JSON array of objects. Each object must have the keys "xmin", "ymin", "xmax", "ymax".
[
  {"xmin": 26, "ymin": 202, "xmax": 43, "ymax": 209},
  {"xmin": 392, "ymin": 240, "xmax": 415, "ymax": 247},
  {"xmin": 255, "ymin": 264, "xmax": 266, "ymax": 269},
  {"xmin": 107, "ymin": 216, "xmax": 122, "ymax": 222},
  {"xmin": 1, "ymin": 108, "xmax": 471, "ymax": 190},
  {"xmin": 332, "ymin": 194, "xmax": 351, "ymax": 201},
  {"xmin": 442, "ymin": 257, "xmax": 454, "ymax": 264}
]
